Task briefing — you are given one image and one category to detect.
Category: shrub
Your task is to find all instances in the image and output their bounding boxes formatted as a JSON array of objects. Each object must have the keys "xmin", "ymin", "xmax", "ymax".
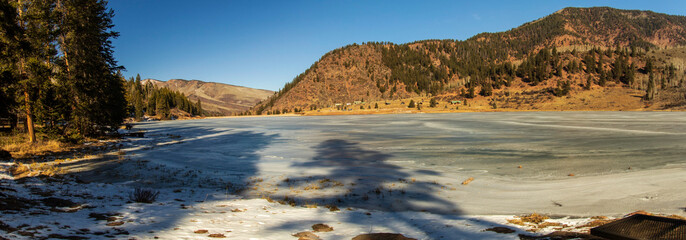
[
  {"xmin": 429, "ymin": 98, "xmax": 438, "ymax": 107},
  {"xmin": 129, "ymin": 188, "xmax": 160, "ymax": 203}
]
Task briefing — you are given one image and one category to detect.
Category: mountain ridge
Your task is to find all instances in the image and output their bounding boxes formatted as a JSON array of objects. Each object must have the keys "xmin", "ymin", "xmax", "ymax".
[
  {"xmin": 250, "ymin": 7, "xmax": 686, "ymax": 114},
  {"xmin": 142, "ymin": 78, "xmax": 274, "ymax": 115}
]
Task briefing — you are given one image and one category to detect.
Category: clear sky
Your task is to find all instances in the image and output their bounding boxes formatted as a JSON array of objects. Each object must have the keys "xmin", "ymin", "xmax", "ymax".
[{"xmin": 108, "ymin": 0, "xmax": 686, "ymax": 91}]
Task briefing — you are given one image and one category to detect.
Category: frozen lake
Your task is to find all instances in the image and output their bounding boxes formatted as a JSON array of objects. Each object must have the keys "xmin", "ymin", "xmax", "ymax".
[
  {"xmin": 130, "ymin": 112, "xmax": 686, "ymax": 215},
  {"xmin": 138, "ymin": 111, "xmax": 686, "ymax": 179}
]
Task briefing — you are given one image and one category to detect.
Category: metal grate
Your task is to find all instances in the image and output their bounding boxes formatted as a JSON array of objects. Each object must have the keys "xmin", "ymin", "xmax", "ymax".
[{"xmin": 591, "ymin": 214, "xmax": 686, "ymax": 240}]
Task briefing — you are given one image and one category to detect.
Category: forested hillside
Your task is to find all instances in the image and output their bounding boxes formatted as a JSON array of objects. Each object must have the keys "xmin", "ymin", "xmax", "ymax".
[
  {"xmin": 141, "ymin": 78, "xmax": 273, "ymax": 116},
  {"xmin": 251, "ymin": 7, "xmax": 686, "ymax": 115},
  {"xmin": 0, "ymin": 0, "xmax": 126, "ymax": 142},
  {"xmin": 124, "ymin": 75, "xmax": 203, "ymax": 121}
]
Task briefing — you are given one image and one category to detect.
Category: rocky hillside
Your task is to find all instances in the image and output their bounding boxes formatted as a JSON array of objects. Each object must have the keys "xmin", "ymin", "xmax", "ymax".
[
  {"xmin": 251, "ymin": 7, "xmax": 686, "ymax": 114},
  {"xmin": 142, "ymin": 79, "xmax": 273, "ymax": 115}
]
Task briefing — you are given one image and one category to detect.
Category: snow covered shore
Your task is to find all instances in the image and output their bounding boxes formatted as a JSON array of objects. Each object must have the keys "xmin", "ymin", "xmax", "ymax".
[
  {"xmin": 0, "ymin": 172, "xmax": 600, "ymax": 240},
  {"xmin": 2, "ymin": 112, "xmax": 686, "ymax": 239}
]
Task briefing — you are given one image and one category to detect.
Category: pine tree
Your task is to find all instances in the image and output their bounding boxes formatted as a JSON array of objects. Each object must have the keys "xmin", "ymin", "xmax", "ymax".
[
  {"xmin": 56, "ymin": 0, "xmax": 126, "ymax": 136},
  {"xmin": 585, "ymin": 75, "xmax": 592, "ymax": 90},
  {"xmin": 0, "ymin": 1, "xmax": 20, "ymax": 126},
  {"xmin": 196, "ymin": 99, "xmax": 202, "ymax": 116},
  {"xmin": 479, "ymin": 82, "xmax": 493, "ymax": 96},
  {"xmin": 14, "ymin": 0, "xmax": 59, "ymax": 142},
  {"xmin": 645, "ymin": 58, "xmax": 653, "ymax": 73},
  {"xmin": 466, "ymin": 84, "xmax": 476, "ymax": 98},
  {"xmin": 155, "ymin": 96, "xmax": 169, "ymax": 119},
  {"xmin": 598, "ymin": 70, "xmax": 607, "ymax": 87},
  {"xmin": 644, "ymin": 73, "xmax": 655, "ymax": 100},
  {"xmin": 429, "ymin": 98, "xmax": 437, "ymax": 107},
  {"xmin": 407, "ymin": 99, "xmax": 415, "ymax": 108}
]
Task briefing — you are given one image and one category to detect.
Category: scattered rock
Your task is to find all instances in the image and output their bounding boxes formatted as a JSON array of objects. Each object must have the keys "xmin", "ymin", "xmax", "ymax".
[
  {"xmin": 352, "ymin": 233, "xmax": 417, "ymax": 240},
  {"xmin": 0, "ymin": 150, "xmax": 11, "ymax": 161},
  {"xmin": 462, "ymin": 177, "xmax": 474, "ymax": 185},
  {"xmin": 194, "ymin": 230, "xmax": 209, "ymax": 234},
  {"xmin": 17, "ymin": 231, "xmax": 35, "ymax": 237},
  {"xmin": 208, "ymin": 233, "xmax": 226, "ymax": 238},
  {"xmin": 88, "ymin": 212, "xmax": 121, "ymax": 221},
  {"xmin": 311, "ymin": 223, "xmax": 333, "ymax": 232},
  {"xmin": 292, "ymin": 231, "xmax": 320, "ymax": 240},
  {"xmin": 45, "ymin": 234, "xmax": 89, "ymax": 240},
  {"xmin": 123, "ymin": 132, "xmax": 145, "ymax": 138},
  {"xmin": 105, "ymin": 221, "xmax": 124, "ymax": 226},
  {"xmin": 0, "ymin": 221, "xmax": 17, "ymax": 233},
  {"xmin": 484, "ymin": 227, "xmax": 516, "ymax": 234},
  {"xmin": 112, "ymin": 228, "xmax": 129, "ymax": 235},
  {"xmin": 0, "ymin": 193, "xmax": 32, "ymax": 211},
  {"xmin": 41, "ymin": 197, "xmax": 78, "ymax": 208}
]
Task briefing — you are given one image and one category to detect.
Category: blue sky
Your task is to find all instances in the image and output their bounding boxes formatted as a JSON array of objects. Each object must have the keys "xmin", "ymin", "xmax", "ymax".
[{"xmin": 108, "ymin": 0, "xmax": 686, "ymax": 91}]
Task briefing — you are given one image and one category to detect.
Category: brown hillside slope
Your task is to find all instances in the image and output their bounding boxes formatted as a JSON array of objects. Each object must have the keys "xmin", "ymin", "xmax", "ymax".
[
  {"xmin": 143, "ymin": 79, "xmax": 273, "ymax": 115},
  {"xmin": 251, "ymin": 7, "xmax": 686, "ymax": 115}
]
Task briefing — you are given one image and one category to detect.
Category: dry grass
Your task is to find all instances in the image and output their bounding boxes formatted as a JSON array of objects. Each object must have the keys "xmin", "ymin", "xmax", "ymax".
[
  {"xmin": 507, "ymin": 218, "xmax": 525, "ymax": 225},
  {"xmin": 9, "ymin": 162, "xmax": 65, "ymax": 179},
  {"xmin": 0, "ymin": 132, "xmax": 114, "ymax": 161},
  {"xmin": 129, "ymin": 188, "xmax": 160, "ymax": 203},
  {"xmin": 303, "ymin": 183, "xmax": 322, "ymax": 191},
  {"xmin": 520, "ymin": 213, "xmax": 549, "ymax": 224},
  {"xmin": 537, "ymin": 222, "xmax": 563, "ymax": 228},
  {"xmin": 1, "ymin": 137, "xmax": 72, "ymax": 159},
  {"xmin": 508, "ymin": 213, "xmax": 550, "ymax": 226},
  {"xmin": 325, "ymin": 204, "xmax": 340, "ymax": 212}
]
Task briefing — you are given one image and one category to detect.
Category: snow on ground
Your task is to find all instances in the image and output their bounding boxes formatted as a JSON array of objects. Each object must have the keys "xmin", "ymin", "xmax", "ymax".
[
  {"xmin": 0, "ymin": 175, "xmax": 598, "ymax": 240},
  {"xmin": 3, "ymin": 113, "xmax": 686, "ymax": 239},
  {"xmin": 0, "ymin": 128, "xmax": 598, "ymax": 240}
]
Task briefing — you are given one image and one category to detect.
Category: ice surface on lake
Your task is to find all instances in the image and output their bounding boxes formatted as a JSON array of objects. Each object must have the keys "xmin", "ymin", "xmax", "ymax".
[
  {"xmin": 136, "ymin": 112, "xmax": 686, "ymax": 180},
  {"xmin": 124, "ymin": 112, "xmax": 686, "ymax": 216}
]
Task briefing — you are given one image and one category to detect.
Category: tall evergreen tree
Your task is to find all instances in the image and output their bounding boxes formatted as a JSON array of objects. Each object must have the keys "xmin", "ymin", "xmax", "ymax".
[
  {"xmin": 13, "ymin": 0, "xmax": 59, "ymax": 142},
  {"xmin": 645, "ymin": 72, "xmax": 655, "ymax": 100},
  {"xmin": 0, "ymin": 1, "xmax": 21, "ymax": 125},
  {"xmin": 56, "ymin": 0, "xmax": 126, "ymax": 136},
  {"xmin": 195, "ymin": 99, "xmax": 202, "ymax": 115}
]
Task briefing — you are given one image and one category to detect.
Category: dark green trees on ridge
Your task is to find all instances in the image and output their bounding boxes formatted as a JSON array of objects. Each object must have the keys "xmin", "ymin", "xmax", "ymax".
[{"xmin": 123, "ymin": 75, "xmax": 203, "ymax": 121}]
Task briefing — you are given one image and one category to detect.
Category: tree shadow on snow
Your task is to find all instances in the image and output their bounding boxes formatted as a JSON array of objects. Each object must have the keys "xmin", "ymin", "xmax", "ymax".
[
  {"xmin": 3, "ymin": 124, "xmax": 517, "ymax": 239},
  {"xmin": 265, "ymin": 139, "xmax": 513, "ymax": 238},
  {"xmin": 11, "ymin": 126, "xmax": 281, "ymax": 238}
]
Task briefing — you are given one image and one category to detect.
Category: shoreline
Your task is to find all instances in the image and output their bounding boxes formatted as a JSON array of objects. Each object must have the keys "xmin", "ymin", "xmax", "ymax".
[
  {"xmin": 184, "ymin": 104, "xmax": 686, "ymax": 121},
  {"xmin": 180, "ymin": 108, "xmax": 686, "ymax": 122}
]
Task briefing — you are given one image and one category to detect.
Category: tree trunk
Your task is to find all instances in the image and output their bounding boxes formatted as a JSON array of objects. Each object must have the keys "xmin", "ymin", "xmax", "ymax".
[{"xmin": 24, "ymin": 90, "xmax": 36, "ymax": 143}]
